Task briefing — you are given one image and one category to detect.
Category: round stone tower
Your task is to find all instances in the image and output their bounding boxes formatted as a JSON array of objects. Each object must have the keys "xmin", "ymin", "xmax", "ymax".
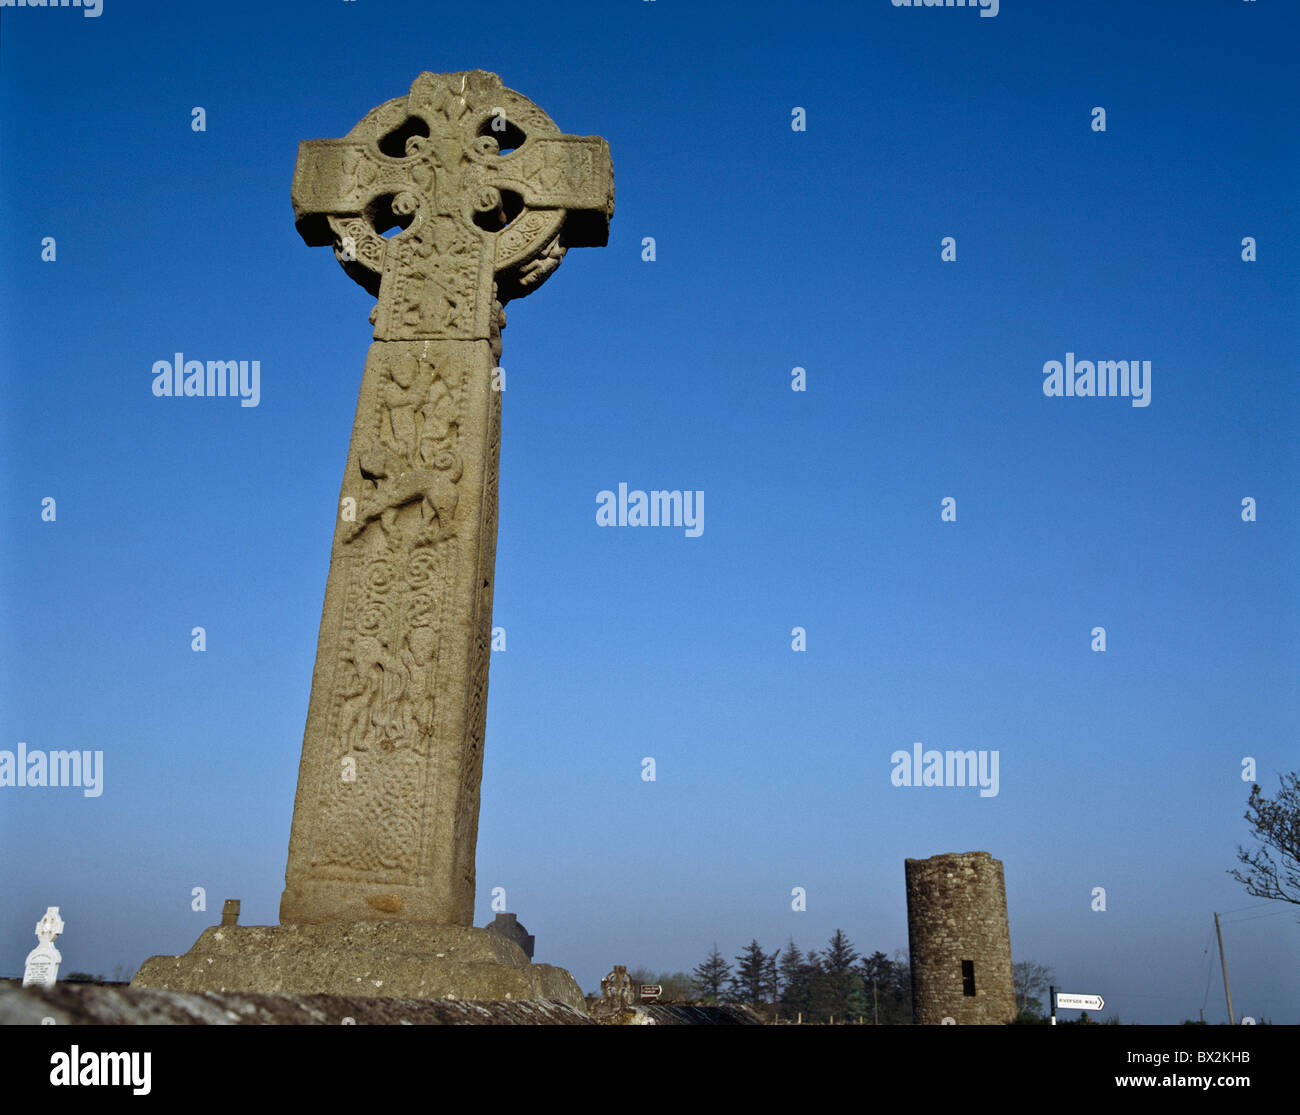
[{"xmin": 905, "ymin": 850, "xmax": 1016, "ymax": 1025}]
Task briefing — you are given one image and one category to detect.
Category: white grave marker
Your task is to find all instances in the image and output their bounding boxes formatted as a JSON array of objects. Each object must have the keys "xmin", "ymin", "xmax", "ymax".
[{"xmin": 22, "ymin": 906, "xmax": 64, "ymax": 989}]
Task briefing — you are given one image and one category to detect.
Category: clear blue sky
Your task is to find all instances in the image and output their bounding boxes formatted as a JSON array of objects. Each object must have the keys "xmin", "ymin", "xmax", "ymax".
[{"xmin": 2, "ymin": 0, "xmax": 1297, "ymax": 1022}]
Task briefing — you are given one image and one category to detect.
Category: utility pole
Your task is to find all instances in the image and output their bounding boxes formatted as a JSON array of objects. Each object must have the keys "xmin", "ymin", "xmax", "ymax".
[
  {"xmin": 873, "ymin": 977, "xmax": 879, "ymax": 1025},
  {"xmin": 1213, "ymin": 912, "xmax": 1236, "ymax": 1025}
]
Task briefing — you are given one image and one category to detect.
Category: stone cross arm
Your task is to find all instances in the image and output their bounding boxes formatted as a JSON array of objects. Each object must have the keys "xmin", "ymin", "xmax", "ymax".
[
  {"xmin": 36, "ymin": 906, "xmax": 64, "ymax": 943},
  {"xmin": 290, "ymin": 70, "xmax": 613, "ymax": 340}
]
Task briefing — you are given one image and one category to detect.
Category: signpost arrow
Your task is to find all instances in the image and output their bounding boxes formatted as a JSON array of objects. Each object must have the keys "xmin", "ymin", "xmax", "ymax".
[{"xmin": 1055, "ymin": 993, "xmax": 1104, "ymax": 1011}]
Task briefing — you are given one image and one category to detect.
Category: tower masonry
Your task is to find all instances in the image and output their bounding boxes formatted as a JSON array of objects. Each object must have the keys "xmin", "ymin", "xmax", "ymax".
[{"xmin": 905, "ymin": 850, "xmax": 1016, "ymax": 1025}]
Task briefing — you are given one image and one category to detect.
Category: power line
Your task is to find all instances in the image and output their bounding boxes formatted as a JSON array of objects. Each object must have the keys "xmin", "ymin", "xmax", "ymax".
[
  {"xmin": 1215, "ymin": 901, "xmax": 1276, "ymax": 916},
  {"xmin": 1219, "ymin": 908, "xmax": 1297, "ymax": 926}
]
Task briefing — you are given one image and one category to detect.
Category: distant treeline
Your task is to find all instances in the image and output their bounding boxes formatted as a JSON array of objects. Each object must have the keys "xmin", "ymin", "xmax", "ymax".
[{"xmin": 631, "ymin": 930, "xmax": 912, "ymax": 1024}]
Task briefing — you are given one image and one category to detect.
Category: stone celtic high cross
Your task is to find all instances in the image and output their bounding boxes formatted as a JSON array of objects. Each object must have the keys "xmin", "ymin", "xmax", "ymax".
[{"xmin": 282, "ymin": 70, "xmax": 612, "ymax": 926}]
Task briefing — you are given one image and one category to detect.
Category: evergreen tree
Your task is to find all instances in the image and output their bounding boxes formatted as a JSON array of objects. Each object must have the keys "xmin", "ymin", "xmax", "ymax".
[
  {"xmin": 778, "ymin": 938, "xmax": 812, "ymax": 1017},
  {"xmin": 821, "ymin": 929, "xmax": 865, "ymax": 1020},
  {"xmin": 730, "ymin": 939, "xmax": 768, "ymax": 1005},
  {"xmin": 858, "ymin": 950, "xmax": 912, "ymax": 1024},
  {"xmin": 691, "ymin": 943, "xmax": 731, "ymax": 1003},
  {"xmin": 763, "ymin": 947, "xmax": 781, "ymax": 1006},
  {"xmin": 778, "ymin": 938, "xmax": 804, "ymax": 985},
  {"xmin": 822, "ymin": 928, "xmax": 859, "ymax": 973},
  {"xmin": 801, "ymin": 947, "xmax": 832, "ymax": 1021}
]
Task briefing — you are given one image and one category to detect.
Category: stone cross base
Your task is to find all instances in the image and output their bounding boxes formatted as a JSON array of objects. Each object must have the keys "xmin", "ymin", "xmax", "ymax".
[{"xmin": 131, "ymin": 923, "xmax": 585, "ymax": 1012}]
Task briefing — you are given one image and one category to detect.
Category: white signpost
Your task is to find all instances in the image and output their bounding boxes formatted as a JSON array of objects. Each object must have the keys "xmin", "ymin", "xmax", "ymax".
[
  {"xmin": 22, "ymin": 907, "xmax": 65, "ymax": 990},
  {"xmin": 1049, "ymin": 986, "xmax": 1104, "ymax": 1024},
  {"xmin": 1055, "ymin": 993, "xmax": 1104, "ymax": 1011}
]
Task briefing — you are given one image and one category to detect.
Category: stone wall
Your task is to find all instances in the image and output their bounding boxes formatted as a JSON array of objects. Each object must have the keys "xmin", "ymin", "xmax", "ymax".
[
  {"xmin": 905, "ymin": 851, "xmax": 1016, "ymax": 1025},
  {"xmin": 0, "ymin": 982, "xmax": 589, "ymax": 1026}
]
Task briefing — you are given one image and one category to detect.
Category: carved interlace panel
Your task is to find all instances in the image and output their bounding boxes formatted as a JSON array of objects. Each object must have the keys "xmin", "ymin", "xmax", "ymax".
[
  {"xmin": 292, "ymin": 68, "xmax": 614, "ymax": 340},
  {"xmin": 314, "ymin": 342, "xmax": 464, "ymax": 878}
]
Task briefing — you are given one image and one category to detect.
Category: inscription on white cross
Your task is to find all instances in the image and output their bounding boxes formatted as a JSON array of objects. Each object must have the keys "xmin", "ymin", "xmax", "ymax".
[{"xmin": 22, "ymin": 906, "xmax": 64, "ymax": 989}]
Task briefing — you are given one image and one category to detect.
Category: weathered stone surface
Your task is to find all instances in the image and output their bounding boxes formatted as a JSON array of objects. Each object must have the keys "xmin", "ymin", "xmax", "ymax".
[
  {"xmin": 134, "ymin": 72, "xmax": 611, "ymax": 1011},
  {"xmin": 592, "ymin": 1003, "xmax": 764, "ymax": 1026},
  {"xmin": 132, "ymin": 923, "xmax": 585, "ymax": 1011},
  {"xmin": 905, "ymin": 850, "xmax": 1016, "ymax": 1025},
  {"xmin": 589, "ymin": 963, "xmax": 637, "ymax": 1020},
  {"xmin": 0, "ymin": 981, "xmax": 589, "ymax": 1026},
  {"xmin": 281, "ymin": 70, "xmax": 612, "ymax": 929},
  {"xmin": 2, "ymin": 983, "xmax": 759, "ymax": 1026}
]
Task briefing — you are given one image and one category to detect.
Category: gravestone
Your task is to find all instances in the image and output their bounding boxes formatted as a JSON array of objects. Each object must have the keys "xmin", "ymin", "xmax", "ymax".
[
  {"xmin": 600, "ymin": 965, "xmax": 635, "ymax": 1006},
  {"xmin": 133, "ymin": 71, "xmax": 612, "ymax": 1010},
  {"xmin": 485, "ymin": 912, "xmax": 534, "ymax": 959},
  {"xmin": 589, "ymin": 964, "xmax": 638, "ymax": 1021},
  {"xmin": 22, "ymin": 907, "xmax": 64, "ymax": 989}
]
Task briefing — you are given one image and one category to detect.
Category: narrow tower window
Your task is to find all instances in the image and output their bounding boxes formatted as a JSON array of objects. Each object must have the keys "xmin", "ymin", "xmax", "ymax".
[{"xmin": 961, "ymin": 960, "xmax": 976, "ymax": 997}]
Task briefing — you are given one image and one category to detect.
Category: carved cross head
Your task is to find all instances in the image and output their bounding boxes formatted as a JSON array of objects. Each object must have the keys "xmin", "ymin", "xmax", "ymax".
[
  {"xmin": 291, "ymin": 70, "xmax": 614, "ymax": 344},
  {"xmin": 35, "ymin": 906, "xmax": 64, "ymax": 944}
]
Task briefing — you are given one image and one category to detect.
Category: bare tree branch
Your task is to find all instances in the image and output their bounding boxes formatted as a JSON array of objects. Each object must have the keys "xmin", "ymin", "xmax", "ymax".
[{"xmin": 1228, "ymin": 773, "xmax": 1300, "ymax": 905}]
